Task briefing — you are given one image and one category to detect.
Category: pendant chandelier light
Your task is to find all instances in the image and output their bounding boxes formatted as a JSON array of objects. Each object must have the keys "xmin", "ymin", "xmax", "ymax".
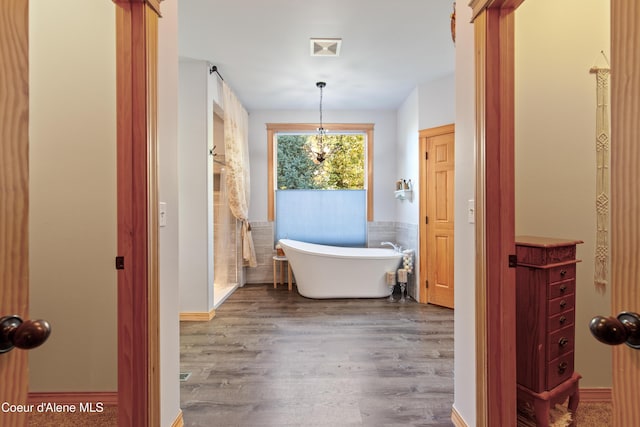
[{"xmin": 313, "ymin": 81, "xmax": 330, "ymax": 163}]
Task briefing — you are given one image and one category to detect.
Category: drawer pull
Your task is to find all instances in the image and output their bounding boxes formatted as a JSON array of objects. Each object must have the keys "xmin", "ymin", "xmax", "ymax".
[
  {"xmin": 559, "ymin": 315, "xmax": 567, "ymax": 325},
  {"xmin": 558, "ymin": 337, "xmax": 569, "ymax": 347},
  {"xmin": 560, "ymin": 284, "xmax": 567, "ymax": 293},
  {"xmin": 559, "ymin": 300, "xmax": 567, "ymax": 309},
  {"xmin": 560, "ymin": 269, "xmax": 567, "ymax": 276},
  {"xmin": 558, "ymin": 361, "xmax": 568, "ymax": 374}
]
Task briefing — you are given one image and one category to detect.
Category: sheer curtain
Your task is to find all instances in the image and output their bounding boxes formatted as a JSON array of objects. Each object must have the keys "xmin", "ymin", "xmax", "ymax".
[{"xmin": 223, "ymin": 81, "xmax": 257, "ymax": 267}]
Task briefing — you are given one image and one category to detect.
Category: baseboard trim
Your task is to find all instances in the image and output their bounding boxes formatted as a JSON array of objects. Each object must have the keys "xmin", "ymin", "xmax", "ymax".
[
  {"xmin": 171, "ymin": 409, "xmax": 184, "ymax": 427},
  {"xmin": 27, "ymin": 391, "xmax": 118, "ymax": 406},
  {"xmin": 180, "ymin": 309, "xmax": 215, "ymax": 321},
  {"xmin": 580, "ymin": 387, "xmax": 612, "ymax": 402},
  {"xmin": 451, "ymin": 405, "xmax": 469, "ymax": 427}
]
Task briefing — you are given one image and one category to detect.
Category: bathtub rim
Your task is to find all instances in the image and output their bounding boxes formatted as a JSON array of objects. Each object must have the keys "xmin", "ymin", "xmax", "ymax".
[{"xmin": 278, "ymin": 238, "xmax": 402, "ymax": 260}]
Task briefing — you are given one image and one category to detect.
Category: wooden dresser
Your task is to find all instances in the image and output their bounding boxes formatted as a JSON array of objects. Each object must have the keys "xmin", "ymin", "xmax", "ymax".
[{"xmin": 515, "ymin": 236, "xmax": 583, "ymax": 426}]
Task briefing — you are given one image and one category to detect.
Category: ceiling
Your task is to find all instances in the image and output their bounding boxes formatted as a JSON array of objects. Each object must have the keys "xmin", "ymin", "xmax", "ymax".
[{"xmin": 178, "ymin": 0, "xmax": 456, "ymax": 112}]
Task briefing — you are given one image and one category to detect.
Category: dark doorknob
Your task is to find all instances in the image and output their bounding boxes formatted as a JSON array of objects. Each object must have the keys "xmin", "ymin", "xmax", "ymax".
[
  {"xmin": 0, "ymin": 315, "xmax": 51, "ymax": 354},
  {"xmin": 589, "ymin": 311, "xmax": 640, "ymax": 349}
]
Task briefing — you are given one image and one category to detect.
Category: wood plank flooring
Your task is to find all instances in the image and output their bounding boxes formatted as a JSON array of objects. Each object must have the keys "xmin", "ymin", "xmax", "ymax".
[{"xmin": 180, "ymin": 284, "xmax": 454, "ymax": 426}]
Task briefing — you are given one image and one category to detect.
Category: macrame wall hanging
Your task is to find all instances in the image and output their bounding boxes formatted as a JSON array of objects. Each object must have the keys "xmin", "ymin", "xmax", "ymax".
[{"xmin": 590, "ymin": 52, "xmax": 610, "ymax": 293}]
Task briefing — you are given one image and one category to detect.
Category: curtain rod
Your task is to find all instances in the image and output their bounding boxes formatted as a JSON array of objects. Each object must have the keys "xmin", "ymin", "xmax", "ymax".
[{"xmin": 209, "ymin": 65, "xmax": 224, "ymax": 81}]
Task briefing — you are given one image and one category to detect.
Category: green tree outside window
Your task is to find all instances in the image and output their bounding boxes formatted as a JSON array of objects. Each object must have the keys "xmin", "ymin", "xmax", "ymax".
[{"xmin": 277, "ymin": 134, "xmax": 364, "ymax": 190}]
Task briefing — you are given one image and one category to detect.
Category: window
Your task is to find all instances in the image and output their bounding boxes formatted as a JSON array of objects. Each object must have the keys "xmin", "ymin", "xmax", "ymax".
[
  {"xmin": 277, "ymin": 133, "xmax": 365, "ymax": 190},
  {"xmin": 267, "ymin": 123, "xmax": 374, "ymax": 246}
]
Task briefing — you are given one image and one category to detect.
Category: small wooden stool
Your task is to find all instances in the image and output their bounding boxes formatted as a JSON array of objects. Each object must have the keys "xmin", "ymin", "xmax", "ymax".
[
  {"xmin": 517, "ymin": 372, "xmax": 581, "ymax": 427},
  {"xmin": 272, "ymin": 255, "xmax": 292, "ymax": 291}
]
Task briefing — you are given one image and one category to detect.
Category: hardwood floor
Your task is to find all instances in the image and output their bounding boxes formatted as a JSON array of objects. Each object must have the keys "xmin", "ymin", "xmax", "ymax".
[{"xmin": 180, "ymin": 284, "xmax": 454, "ymax": 426}]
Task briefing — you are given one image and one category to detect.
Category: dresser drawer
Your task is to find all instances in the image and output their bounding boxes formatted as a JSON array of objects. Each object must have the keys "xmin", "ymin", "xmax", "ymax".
[
  {"xmin": 549, "ymin": 264, "xmax": 576, "ymax": 283},
  {"xmin": 548, "ymin": 279, "xmax": 575, "ymax": 300},
  {"xmin": 548, "ymin": 309, "xmax": 575, "ymax": 332},
  {"xmin": 548, "ymin": 293, "xmax": 575, "ymax": 316},
  {"xmin": 547, "ymin": 352, "xmax": 574, "ymax": 389},
  {"xmin": 547, "ymin": 324, "xmax": 574, "ymax": 361}
]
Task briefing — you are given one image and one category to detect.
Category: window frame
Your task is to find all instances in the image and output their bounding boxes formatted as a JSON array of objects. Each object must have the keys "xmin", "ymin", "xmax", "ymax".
[{"xmin": 267, "ymin": 123, "xmax": 374, "ymax": 222}]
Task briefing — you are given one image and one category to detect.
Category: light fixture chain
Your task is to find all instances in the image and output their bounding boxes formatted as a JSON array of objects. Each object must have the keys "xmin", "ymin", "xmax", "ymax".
[
  {"xmin": 314, "ymin": 81, "xmax": 328, "ymax": 163},
  {"xmin": 319, "ymin": 83, "xmax": 324, "ymax": 131}
]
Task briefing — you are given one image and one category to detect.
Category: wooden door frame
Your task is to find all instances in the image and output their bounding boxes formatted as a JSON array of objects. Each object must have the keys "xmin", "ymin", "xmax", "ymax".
[
  {"xmin": 472, "ymin": 1, "xmax": 638, "ymax": 426},
  {"xmin": 469, "ymin": 1, "xmax": 521, "ymax": 425},
  {"xmin": 113, "ymin": 0, "xmax": 161, "ymax": 426},
  {"xmin": 0, "ymin": 2, "xmax": 161, "ymax": 426},
  {"xmin": 0, "ymin": 2, "xmax": 30, "ymax": 425},
  {"xmin": 609, "ymin": 3, "xmax": 640, "ymax": 425},
  {"xmin": 419, "ymin": 124, "xmax": 455, "ymax": 305}
]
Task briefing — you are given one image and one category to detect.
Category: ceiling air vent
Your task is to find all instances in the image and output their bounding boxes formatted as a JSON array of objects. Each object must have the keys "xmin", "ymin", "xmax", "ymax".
[{"xmin": 310, "ymin": 38, "xmax": 342, "ymax": 56}]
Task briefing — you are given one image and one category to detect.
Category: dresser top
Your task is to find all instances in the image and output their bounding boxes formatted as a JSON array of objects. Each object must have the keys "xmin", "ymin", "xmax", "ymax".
[{"xmin": 515, "ymin": 235, "xmax": 584, "ymax": 248}]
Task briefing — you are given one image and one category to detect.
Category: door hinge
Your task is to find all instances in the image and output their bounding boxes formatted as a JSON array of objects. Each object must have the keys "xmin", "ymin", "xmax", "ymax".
[
  {"xmin": 425, "ymin": 280, "xmax": 429, "ymax": 288},
  {"xmin": 425, "ymin": 216, "xmax": 429, "ymax": 224},
  {"xmin": 425, "ymin": 152, "xmax": 429, "ymax": 160},
  {"xmin": 115, "ymin": 256, "xmax": 125, "ymax": 270},
  {"xmin": 508, "ymin": 254, "xmax": 517, "ymax": 268}
]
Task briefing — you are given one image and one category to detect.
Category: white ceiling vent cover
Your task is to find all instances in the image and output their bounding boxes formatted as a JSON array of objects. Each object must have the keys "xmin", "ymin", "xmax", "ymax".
[{"xmin": 310, "ymin": 38, "xmax": 342, "ymax": 56}]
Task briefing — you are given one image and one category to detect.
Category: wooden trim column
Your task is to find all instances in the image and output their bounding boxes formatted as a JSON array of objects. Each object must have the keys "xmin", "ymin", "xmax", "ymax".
[
  {"xmin": 365, "ymin": 127, "xmax": 374, "ymax": 222},
  {"xmin": 114, "ymin": 1, "xmax": 161, "ymax": 426},
  {"xmin": 610, "ymin": 2, "xmax": 640, "ymax": 425},
  {"xmin": 471, "ymin": 1, "xmax": 519, "ymax": 426},
  {"xmin": 0, "ymin": 2, "xmax": 29, "ymax": 425},
  {"xmin": 267, "ymin": 128, "xmax": 275, "ymax": 221}
]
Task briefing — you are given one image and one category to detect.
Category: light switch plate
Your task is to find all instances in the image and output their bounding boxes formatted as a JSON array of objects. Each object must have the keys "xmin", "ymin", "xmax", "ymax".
[
  {"xmin": 468, "ymin": 199, "xmax": 475, "ymax": 224},
  {"xmin": 159, "ymin": 202, "xmax": 167, "ymax": 227}
]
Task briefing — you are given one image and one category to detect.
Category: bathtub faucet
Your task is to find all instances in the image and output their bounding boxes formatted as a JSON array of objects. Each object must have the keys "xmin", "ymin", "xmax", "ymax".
[{"xmin": 381, "ymin": 242, "xmax": 402, "ymax": 252}]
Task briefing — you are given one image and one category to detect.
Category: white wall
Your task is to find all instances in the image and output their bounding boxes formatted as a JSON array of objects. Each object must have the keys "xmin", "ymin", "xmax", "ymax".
[
  {"xmin": 452, "ymin": 2, "xmax": 477, "ymax": 425},
  {"xmin": 515, "ymin": 0, "xmax": 611, "ymax": 388},
  {"xmin": 418, "ymin": 74, "xmax": 456, "ymax": 130},
  {"xmin": 396, "ymin": 74, "xmax": 456, "ymax": 227},
  {"xmin": 247, "ymin": 109, "xmax": 398, "ymax": 222},
  {"xmin": 394, "ymin": 74, "xmax": 455, "ymax": 310},
  {"xmin": 396, "ymin": 88, "xmax": 420, "ymax": 226},
  {"xmin": 29, "ymin": 0, "xmax": 117, "ymax": 391},
  {"xmin": 178, "ymin": 59, "xmax": 216, "ymax": 314},
  {"xmin": 158, "ymin": 0, "xmax": 181, "ymax": 424}
]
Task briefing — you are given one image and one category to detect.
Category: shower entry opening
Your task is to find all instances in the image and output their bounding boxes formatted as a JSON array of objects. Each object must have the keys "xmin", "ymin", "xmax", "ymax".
[{"xmin": 213, "ymin": 111, "xmax": 241, "ymax": 308}]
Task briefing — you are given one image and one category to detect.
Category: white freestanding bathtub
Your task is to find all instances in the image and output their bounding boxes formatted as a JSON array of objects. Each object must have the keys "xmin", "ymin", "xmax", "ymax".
[{"xmin": 278, "ymin": 239, "xmax": 403, "ymax": 299}]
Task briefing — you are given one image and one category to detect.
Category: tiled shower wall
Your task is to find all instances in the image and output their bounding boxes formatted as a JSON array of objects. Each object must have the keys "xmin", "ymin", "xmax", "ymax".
[
  {"xmin": 213, "ymin": 168, "xmax": 246, "ymax": 287},
  {"xmin": 245, "ymin": 221, "xmax": 419, "ymax": 299},
  {"xmin": 244, "ymin": 221, "xmax": 275, "ymax": 284}
]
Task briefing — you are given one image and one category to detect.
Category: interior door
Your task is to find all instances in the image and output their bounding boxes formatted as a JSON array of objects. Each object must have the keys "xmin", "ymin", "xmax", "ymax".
[
  {"xmin": 607, "ymin": 3, "xmax": 640, "ymax": 424},
  {"xmin": 474, "ymin": 1, "xmax": 639, "ymax": 425},
  {"xmin": 0, "ymin": 2, "xmax": 30, "ymax": 424},
  {"xmin": 419, "ymin": 124, "xmax": 455, "ymax": 308},
  {"xmin": 1, "ymin": 2, "xmax": 161, "ymax": 426}
]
